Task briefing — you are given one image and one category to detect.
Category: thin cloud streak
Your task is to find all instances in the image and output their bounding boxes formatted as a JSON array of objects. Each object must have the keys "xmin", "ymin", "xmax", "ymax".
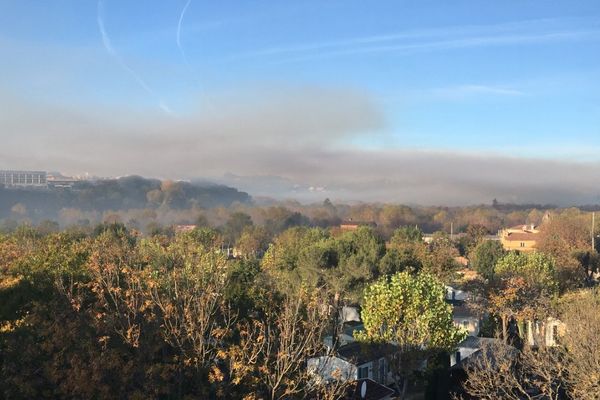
[
  {"xmin": 97, "ymin": 0, "xmax": 173, "ymax": 115},
  {"xmin": 230, "ymin": 16, "xmax": 600, "ymax": 64},
  {"xmin": 430, "ymin": 84, "xmax": 526, "ymax": 99},
  {"xmin": 272, "ymin": 30, "xmax": 600, "ymax": 64}
]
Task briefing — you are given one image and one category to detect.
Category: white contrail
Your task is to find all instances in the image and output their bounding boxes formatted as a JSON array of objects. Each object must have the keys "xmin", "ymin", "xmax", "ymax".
[
  {"xmin": 177, "ymin": 0, "xmax": 192, "ymax": 63},
  {"xmin": 175, "ymin": 0, "xmax": 217, "ymax": 115},
  {"xmin": 97, "ymin": 0, "xmax": 173, "ymax": 115}
]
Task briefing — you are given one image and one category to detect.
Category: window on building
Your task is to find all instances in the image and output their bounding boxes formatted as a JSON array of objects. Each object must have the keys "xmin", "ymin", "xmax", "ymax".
[
  {"xmin": 379, "ymin": 359, "xmax": 386, "ymax": 383},
  {"xmin": 358, "ymin": 365, "xmax": 369, "ymax": 380}
]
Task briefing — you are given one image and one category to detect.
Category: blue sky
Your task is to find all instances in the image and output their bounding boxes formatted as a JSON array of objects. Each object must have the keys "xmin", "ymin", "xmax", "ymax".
[{"xmin": 1, "ymin": 1, "xmax": 600, "ymax": 203}]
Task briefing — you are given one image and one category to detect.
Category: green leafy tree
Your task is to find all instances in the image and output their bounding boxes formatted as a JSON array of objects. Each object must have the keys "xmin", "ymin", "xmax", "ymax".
[
  {"xmin": 494, "ymin": 252, "xmax": 558, "ymax": 295},
  {"xmin": 222, "ymin": 212, "xmax": 253, "ymax": 245},
  {"xmin": 470, "ymin": 240, "xmax": 505, "ymax": 281},
  {"xmin": 390, "ymin": 226, "xmax": 423, "ymax": 244},
  {"xmin": 334, "ymin": 226, "xmax": 386, "ymax": 302},
  {"xmin": 261, "ymin": 227, "xmax": 332, "ymax": 290},
  {"xmin": 356, "ymin": 271, "xmax": 466, "ymax": 399},
  {"xmin": 424, "ymin": 232, "xmax": 460, "ymax": 283},
  {"xmin": 224, "ymin": 259, "xmax": 261, "ymax": 314},
  {"xmin": 189, "ymin": 226, "xmax": 223, "ymax": 249},
  {"xmin": 262, "ymin": 226, "xmax": 386, "ymax": 303},
  {"xmin": 385, "ymin": 227, "xmax": 429, "ymax": 277},
  {"xmin": 378, "ymin": 248, "xmax": 422, "ymax": 275}
]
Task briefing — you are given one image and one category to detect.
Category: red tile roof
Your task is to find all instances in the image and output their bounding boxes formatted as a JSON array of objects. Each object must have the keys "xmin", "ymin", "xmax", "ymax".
[{"xmin": 504, "ymin": 232, "xmax": 538, "ymax": 241}]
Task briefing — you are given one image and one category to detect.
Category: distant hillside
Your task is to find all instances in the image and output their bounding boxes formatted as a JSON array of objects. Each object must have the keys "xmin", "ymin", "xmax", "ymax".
[{"xmin": 0, "ymin": 176, "xmax": 251, "ymax": 221}]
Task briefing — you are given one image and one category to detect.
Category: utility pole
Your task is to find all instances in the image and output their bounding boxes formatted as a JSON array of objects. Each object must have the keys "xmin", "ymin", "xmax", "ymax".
[
  {"xmin": 450, "ymin": 222, "xmax": 454, "ymax": 240},
  {"xmin": 592, "ymin": 212, "xmax": 596, "ymax": 251}
]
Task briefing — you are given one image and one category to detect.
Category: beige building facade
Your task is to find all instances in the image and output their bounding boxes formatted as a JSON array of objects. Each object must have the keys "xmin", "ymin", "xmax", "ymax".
[{"xmin": 500, "ymin": 224, "xmax": 540, "ymax": 252}]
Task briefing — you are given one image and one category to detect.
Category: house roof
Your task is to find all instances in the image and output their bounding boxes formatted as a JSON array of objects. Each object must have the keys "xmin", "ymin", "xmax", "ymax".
[
  {"xmin": 174, "ymin": 224, "xmax": 197, "ymax": 233},
  {"xmin": 504, "ymin": 232, "xmax": 538, "ymax": 242},
  {"xmin": 348, "ymin": 379, "xmax": 395, "ymax": 400},
  {"xmin": 336, "ymin": 342, "xmax": 397, "ymax": 365},
  {"xmin": 508, "ymin": 224, "xmax": 537, "ymax": 231},
  {"xmin": 340, "ymin": 220, "xmax": 377, "ymax": 227},
  {"xmin": 457, "ymin": 336, "xmax": 498, "ymax": 350},
  {"xmin": 452, "ymin": 337, "xmax": 515, "ymax": 370}
]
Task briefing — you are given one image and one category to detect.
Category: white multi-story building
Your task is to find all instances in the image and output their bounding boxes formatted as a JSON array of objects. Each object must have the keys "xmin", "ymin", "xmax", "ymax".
[{"xmin": 0, "ymin": 170, "xmax": 48, "ymax": 188}]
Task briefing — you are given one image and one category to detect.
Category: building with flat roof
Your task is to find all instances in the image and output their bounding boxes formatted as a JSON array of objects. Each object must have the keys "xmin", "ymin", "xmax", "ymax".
[{"xmin": 0, "ymin": 170, "xmax": 47, "ymax": 189}]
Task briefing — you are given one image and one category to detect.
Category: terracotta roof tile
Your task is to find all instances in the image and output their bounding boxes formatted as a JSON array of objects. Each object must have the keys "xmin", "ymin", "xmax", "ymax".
[{"xmin": 504, "ymin": 232, "xmax": 538, "ymax": 241}]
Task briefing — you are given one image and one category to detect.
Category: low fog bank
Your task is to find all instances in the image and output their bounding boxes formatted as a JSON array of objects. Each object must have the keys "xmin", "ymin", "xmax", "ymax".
[{"xmin": 215, "ymin": 150, "xmax": 600, "ymax": 207}]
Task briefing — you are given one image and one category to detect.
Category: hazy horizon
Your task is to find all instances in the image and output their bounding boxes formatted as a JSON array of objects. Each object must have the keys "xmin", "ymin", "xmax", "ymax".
[{"xmin": 1, "ymin": 1, "xmax": 599, "ymax": 205}]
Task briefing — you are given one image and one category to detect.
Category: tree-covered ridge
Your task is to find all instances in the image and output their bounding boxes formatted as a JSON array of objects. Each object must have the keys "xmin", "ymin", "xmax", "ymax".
[
  {"xmin": 0, "ymin": 175, "xmax": 251, "ymax": 221},
  {"xmin": 5, "ymin": 179, "xmax": 600, "ymax": 240}
]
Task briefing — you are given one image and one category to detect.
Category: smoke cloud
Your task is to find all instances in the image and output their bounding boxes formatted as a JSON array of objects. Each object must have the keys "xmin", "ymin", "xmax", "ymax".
[{"xmin": 1, "ymin": 87, "xmax": 598, "ymax": 206}]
